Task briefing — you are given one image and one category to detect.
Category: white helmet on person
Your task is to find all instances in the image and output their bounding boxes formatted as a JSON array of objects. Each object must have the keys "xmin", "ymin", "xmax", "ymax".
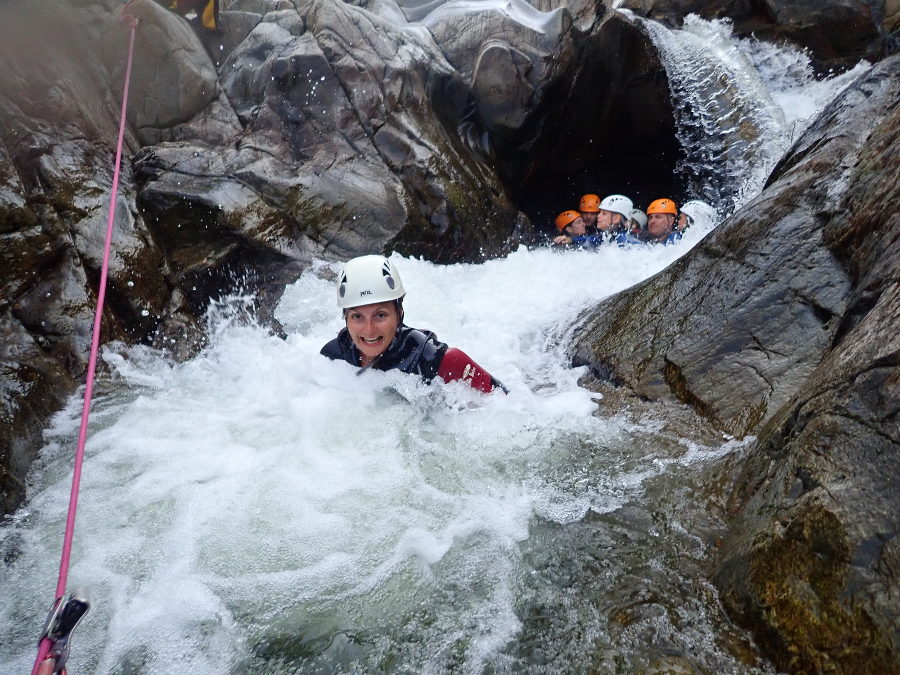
[
  {"xmin": 599, "ymin": 194, "xmax": 634, "ymax": 222},
  {"xmin": 337, "ymin": 255, "xmax": 406, "ymax": 308},
  {"xmin": 680, "ymin": 200, "xmax": 717, "ymax": 229},
  {"xmin": 630, "ymin": 208, "xmax": 647, "ymax": 229}
]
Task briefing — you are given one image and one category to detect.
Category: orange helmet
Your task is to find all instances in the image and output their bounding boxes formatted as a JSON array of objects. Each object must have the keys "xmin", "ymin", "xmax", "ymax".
[
  {"xmin": 579, "ymin": 194, "xmax": 601, "ymax": 213},
  {"xmin": 555, "ymin": 210, "xmax": 582, "ymax": 231},
  {"xmin": 647, "ymin": 198, "xmax": 677, "ymax": 215}
]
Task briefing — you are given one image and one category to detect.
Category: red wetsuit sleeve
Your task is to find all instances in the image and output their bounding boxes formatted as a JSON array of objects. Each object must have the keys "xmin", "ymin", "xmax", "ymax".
[{"xmin": 437, "ymin": 347, "xmax": 499, "ymax": 393}]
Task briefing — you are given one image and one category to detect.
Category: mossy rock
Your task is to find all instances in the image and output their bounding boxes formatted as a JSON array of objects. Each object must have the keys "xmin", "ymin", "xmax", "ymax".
[{"xmin": 724, "ymin": 502, "xmax": 897, "ymax": 673}]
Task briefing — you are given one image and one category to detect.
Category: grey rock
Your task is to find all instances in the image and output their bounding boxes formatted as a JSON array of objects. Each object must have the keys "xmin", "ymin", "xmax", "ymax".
[
  {"xmin": 472, "ymin": 41, "xmax": 540, "ymax": 136},
  {"xmin": 571, "ymin": 54, "xmax": 900, "ymax": 671},
  {"xmin": 115, "ymin": 0, "xmax": 221, "ymax": 138},
  {"xmin": 139, "ymin": 0, "xmax": 527, "ymax": 265},
  {"xmin": 0, "ymin": 0, "xmax": 187, "ymax": 512},
  {"xmin": 0, "ymin": 312, "xmax": 76, "ymax": 515}
]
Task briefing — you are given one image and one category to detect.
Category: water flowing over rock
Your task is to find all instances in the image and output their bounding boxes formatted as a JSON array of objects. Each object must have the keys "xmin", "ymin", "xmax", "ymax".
[
  {"xmin": 639, "ymin": 15, "xmax": 788, "ymax": 211},
  {"xmin": 571, "ymin": 54, "xmax": 900, "ymax": 671},
  {"xmin": 621, "ymin": 0, "xmax": 892, "ymax": 71}
]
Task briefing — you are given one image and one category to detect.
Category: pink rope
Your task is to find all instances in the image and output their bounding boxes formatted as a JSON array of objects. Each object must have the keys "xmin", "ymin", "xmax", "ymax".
[{"xmin": 32, "ymin": 8, "xmax": 139, "ymax": 674}]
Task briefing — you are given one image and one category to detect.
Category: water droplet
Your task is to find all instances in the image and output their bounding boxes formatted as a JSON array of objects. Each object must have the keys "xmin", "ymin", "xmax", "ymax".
[
  {"xmin": 127, "ymin": 280, "xmax": 135, "ymax": 287},
  {"xmin": 141, "ymin": 309, "xmax": 150, "ymax": 317}
]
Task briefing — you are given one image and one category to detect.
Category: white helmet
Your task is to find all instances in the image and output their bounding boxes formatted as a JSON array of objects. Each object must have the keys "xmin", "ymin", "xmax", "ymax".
[
  {"xmin": 629, "ymin": 208, "xmax": 647, "ymax": 229},
  {"xmin": 337, "ymin": 255, "xmax": 406, "ymax": 308},
  {"xmin": 680, "ymin": 200, "xmax": 717, "ymax": 229},
  {"xmin": 599, "ymin": 194, "xmax": 634, "ymax": 222}
]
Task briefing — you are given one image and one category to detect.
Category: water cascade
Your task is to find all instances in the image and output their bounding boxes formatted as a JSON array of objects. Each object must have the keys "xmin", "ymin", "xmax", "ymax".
[
  {"xmin": 0, "ymin": 240, "xmax": 771, "ymax": 674},
  {"xmin": 0, "ymin": 13, "xmax": 872, "ymax": 675},
  {"xmin": 638, "ymin": 14, "xmax": 870, "ymax": 213}
]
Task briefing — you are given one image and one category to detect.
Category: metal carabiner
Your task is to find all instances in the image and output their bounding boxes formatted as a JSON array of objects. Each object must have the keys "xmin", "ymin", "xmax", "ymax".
[{"xmin": 38, "ymin": 590, "xmax": 90, "ymax": 673}]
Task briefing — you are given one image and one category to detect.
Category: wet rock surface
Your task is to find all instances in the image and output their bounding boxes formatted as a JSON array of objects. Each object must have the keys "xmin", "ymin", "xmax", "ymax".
[
  {"xmin": 0, "ymin": 0, "xmax": 177, "ymax": 512},
  {"xmin": 572, "ymin": 55, "xmax": 900, "ymax": 671}
]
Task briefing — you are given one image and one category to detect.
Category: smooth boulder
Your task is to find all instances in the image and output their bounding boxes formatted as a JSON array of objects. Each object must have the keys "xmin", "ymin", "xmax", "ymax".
[{"xmin": 571, "ymin": 54, "xmax": 900, "ymax": 672}]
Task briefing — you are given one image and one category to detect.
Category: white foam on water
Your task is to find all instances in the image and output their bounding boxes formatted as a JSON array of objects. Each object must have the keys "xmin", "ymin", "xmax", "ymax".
[
  {"xmin": 0, "ymin": 236, "xmax": 729, "ymax": 673},
  {"xmin": 731, "ymin": 29, "xmax": 871, "ymax": 144}
]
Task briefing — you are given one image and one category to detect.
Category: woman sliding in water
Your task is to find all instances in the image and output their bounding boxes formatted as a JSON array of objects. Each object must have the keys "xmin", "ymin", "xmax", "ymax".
[{"xmin": 320, "ymin": 255, "xmax": 507, "ymax": 393}]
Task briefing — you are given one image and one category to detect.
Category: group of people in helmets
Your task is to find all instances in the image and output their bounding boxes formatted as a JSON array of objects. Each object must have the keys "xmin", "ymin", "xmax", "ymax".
[
  {"xmin": 552, "ymin": 193, "xmax": 717, "ymax": 248},
  {"xmin": 322, "ymin": 197, "xmax": 718, "ymax": 394}
]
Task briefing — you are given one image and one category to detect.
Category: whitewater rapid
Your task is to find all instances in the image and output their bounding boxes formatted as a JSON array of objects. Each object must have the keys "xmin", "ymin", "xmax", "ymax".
[{"xmin": 1, "ymin": 231, "xmax": 753, "ymax": 673}]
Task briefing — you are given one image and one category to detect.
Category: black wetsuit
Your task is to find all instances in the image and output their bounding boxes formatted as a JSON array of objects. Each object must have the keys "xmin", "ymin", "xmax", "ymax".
[{"xmin": 320, "ymin": 325, "xmax": 448, "ymax": 382}]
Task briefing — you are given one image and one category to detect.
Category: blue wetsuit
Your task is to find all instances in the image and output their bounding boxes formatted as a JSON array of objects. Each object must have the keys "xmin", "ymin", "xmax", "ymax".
[{"xmin": 615, "ymin": 230, "xmax": 682, "ymax": 246}]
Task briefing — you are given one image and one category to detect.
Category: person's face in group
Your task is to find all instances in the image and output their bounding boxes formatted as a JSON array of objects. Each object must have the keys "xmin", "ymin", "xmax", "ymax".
[
  {"xmin": 565, "ymin": 216, "xmax": 587, "ymax": 236},
  {"xmin": 345, "ymin": 301, "xmax": 400, "ymax": 363},
  {"xmin": 677, "ymin": 212, "xmax": 691, "ymax": 232},
  {"xmin": 647, "ymin": 213, "xmax": 675, "ymax": 239},
  {"xmin": 580, "ymin": 211, "xmax": 598, "ymax": 229},
  {"xmin": 596, "ymin": 209, "xmax": 619, "ymax": 231}
]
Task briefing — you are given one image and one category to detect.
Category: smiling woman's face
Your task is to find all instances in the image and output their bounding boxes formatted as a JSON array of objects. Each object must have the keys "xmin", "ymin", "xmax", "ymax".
[{"xmin": 345, "ymin": 301, "xmax": 400, "ymax": 365}]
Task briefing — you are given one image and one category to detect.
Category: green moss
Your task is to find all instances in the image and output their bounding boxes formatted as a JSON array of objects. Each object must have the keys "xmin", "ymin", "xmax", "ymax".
[
  {"xmin": 0, "ymin": 203, "xmax": 38, "ymax": 233},
  {"xmin": 747, "ymin": 504, "xmax": 897, "ymax": 673},
  {"xmin": 731, "ymin": 399, "xmax": 768, "ymax": 438},
  {"xmin": 663, "ymin": 358, "xmax": 715, "ymax": 419},
  {"xmin": 286, "ymin": 185, "xmax": 344, "ymax": 239},
  {"xmin": 43, "ymin": 177, "xmax": 93, "ymax": 221}
]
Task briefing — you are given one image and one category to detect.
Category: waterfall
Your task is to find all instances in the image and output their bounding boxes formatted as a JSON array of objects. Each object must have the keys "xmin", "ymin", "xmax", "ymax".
[{"xmin": 638, "ymin": 14, "xmax": 870, "ymax": 214}]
